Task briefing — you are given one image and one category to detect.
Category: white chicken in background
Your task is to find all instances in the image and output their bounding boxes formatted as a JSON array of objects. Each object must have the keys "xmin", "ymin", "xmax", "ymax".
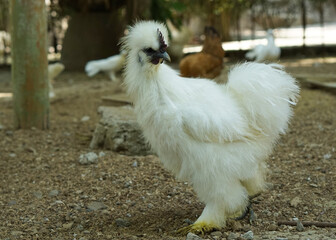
[
  {"xmin": 121, "ymin": 21, "xmax": 299, "ymax": 234},
  {"xmin": 166, "ymin": 21, "xmax": 192, "ymax": 62},
  {"xmin": 245, "ymin": 29, "xmax": 281, "ymax": 62},
  {"xmin": 85, "ymin": 51, "xmax": 126, "ymax": 82},
  {"xmin": 48, "ymin": 62, "xmax": 65, "ymax": 98}
]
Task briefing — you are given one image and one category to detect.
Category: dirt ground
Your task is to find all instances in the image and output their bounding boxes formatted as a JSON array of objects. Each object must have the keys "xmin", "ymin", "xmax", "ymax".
[{"xmin": 0, "ymin": 57, "xmax": 335, "ymax": 240}]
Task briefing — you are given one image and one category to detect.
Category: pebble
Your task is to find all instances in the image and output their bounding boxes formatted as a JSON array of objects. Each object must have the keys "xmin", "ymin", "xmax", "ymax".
[
  {"xmin": 76, "ymin": 224, "xmax": 84, "ymax": 231},
  {"xmin": 6, "ymin": 130, "xmax": 13, "ymax": 136},
  {"xmin": 268, "ymin": 224, "xmax": 278, "ymax": 231},
  {"xmin": 115, "ymin": 218, "xmax": 130, "ymax": 227},
  {"xmin": 99, "ymin": 151, "xmax": 106, "ymax": 157},
  {"xmin": 296, "ymin": 220, "xmax": 305, "ymax": 232},
  {"xmin": 186, "ymin": 232, "xmax": 203, "ymax": 240},
  {"xmin": 87, "ymin": 201, "xmax": 107, "ymax": 211},
  {"xmin": 62, "ymin": 222, "xmax": 74, "ymax": 230},
  {"xmin": 290, "ymin": 196, "xmax": 301, "ymax": 207},
  {"xmin": 183, "ymin": 218, "xmax": 194, "ymax": 225},
  {"xmin": 9, "ymin": 153, "xmax": 16, "ymax": 158},
  {"xmin": 11, "ymin": 231, "xmax": 23, "ymax": 236},
  {"xmin": 242, "ymin": 230, "xmax": 254, "ymax": 240},
  {"xmin": 49, "ymin": 189, "xmax": 59, "ymax": 197},
  {"xmin": 211, "ymin": 231, "xmax": 222, "ymax": 237},
  {"xmin": 275, "ymin": 238, "xmax": 288, "ymax": 240},
  {"xmin": 132, "ymin": 161, "xmax": 138, "ymax": 167},
  {"xmin": 81, "ymin": 116, "xmax": 90, "ymax": 122},
  {"xmin": 228, "ymin": 232, "xmax": 240, "ymax": 240},
  {"xmin": 0, "ymin": 123, "xmax": 4, "ymax": 130},
  {"xmin": 33, "ymin": 191, "xmax": 43, "ymax": 199},
  {"xmin": 8, "ymin": 200, "xmax": 17, "ymax": 206},
  {"xmin": 79, "ymin": 152, "xmax": 98, "ymax": 165}
]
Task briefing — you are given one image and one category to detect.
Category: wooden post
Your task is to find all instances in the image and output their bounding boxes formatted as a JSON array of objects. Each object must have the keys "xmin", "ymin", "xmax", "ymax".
[
  {"xmin": 10, "ymin": 0, "xmax": 49, "ymax": 129},
  {"xmin": 301, "ymin": 0, "xmax": 307, "ymax": 49}
]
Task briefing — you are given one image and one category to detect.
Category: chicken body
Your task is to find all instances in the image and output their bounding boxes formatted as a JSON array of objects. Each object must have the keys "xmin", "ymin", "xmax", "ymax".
[
  {"xmin": 85, "ymin": 51, "xmax": 126, "ymax": 81},
  {"xmin": 180, "ymin": 27, "xmax": 225, "ymax": 79},
  {"xmin": 245, "ymin": 29, "xmax": 281, "ymax": 62},
  {"xmin": 122, "ymin": 21, "xmax": 299, "ymax": 233}
]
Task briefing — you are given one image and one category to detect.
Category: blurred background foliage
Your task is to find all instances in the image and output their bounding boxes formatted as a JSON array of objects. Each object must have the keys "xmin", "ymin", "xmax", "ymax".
[{"xmin": 1, "ymin": 0, "xmax": 336, "ymax": 69}]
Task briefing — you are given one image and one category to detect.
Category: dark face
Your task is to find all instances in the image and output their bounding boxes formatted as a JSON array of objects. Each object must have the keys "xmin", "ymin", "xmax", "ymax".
[{"xmin": 143, "ymin": 29, "xmax": 171, "ymax": 65}]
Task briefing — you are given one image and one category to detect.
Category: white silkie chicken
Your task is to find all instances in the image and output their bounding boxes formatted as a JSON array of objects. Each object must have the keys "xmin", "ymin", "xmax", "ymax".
[
  {"xmin": 48, "ymin": 62, "xmax": 65, "ymax": 98},
  {"xmin": 121, "ymin": 21, "xmax": 299, "ymax": 234},
  {"xmin": 245, "ymin": 29, "xmax": 281, "ymax": 62},
  {"xmin": 85, "ymin": 51, "xmax": 126, "ymax": 81}
]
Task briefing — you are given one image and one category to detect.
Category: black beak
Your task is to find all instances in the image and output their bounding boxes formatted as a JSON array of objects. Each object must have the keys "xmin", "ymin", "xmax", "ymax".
[
  {"xmin": 144, "ymin": 48, "xmax": 171, "ymax": 65},
  {"xmin": 153, "ymin": 51, "xmax": 171, "ymax": 63}
]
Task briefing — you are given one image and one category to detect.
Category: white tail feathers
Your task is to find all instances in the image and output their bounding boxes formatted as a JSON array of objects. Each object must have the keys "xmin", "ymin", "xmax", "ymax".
[{"xmin": 227, "ymin": 62, "xmax": 299, "ymax": 136}]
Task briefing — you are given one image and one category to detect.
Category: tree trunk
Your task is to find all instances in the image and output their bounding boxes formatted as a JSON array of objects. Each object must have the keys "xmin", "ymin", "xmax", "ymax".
[
  {"xmin": 10, "ymin": 0, "xmax": 49, "ymax": 129},
  {"xmin": 301, "ymin": 0, "xmax": 307, "ymax": 49},
  {"xmin": 61, "ymin": 12, "xmax": 125, "ymax": 70},
  {"xmin": 220, "ymin": 10, "xmax": 231, "ymax": 41}
]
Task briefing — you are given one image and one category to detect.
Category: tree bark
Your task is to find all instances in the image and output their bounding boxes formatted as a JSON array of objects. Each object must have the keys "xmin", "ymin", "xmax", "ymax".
[
  {"xmin": 10, "ymin": 0, "xmax": 49, "ymax": 129},
  {"xmin": 61, "ymin": 12, "xmax": 125, "ymax": 70},
  {"xmin": 301, "ymin": 0, "xmax": 307, "ymax": 49}
]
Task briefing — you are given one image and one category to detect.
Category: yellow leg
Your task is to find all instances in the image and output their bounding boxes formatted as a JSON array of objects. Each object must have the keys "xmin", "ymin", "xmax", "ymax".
[{"xmin": 177, "ymin": 221, "xmax": 219, "ymax": 235}]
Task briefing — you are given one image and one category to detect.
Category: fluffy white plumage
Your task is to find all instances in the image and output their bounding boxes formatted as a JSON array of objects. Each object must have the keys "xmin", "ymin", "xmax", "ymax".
[
  {"xmin": 85, "ymin": 51, "xmax": 126, "ymax": 81},
  {"xmin": 48, "ymin": 62, "xmax": 65, "ymax": 98},
  {"xmin": 245, "ymin": 29, "xmax": 281, "ymax": 62},
  {"xmin": 121, "ymin": 21, "xmax": 299, "ymax": 233}
]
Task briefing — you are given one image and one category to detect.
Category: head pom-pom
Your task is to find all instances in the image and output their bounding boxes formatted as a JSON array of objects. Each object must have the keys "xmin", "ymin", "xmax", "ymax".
[{"xmin": 157, "ymin": 28, "xmax": 167, "ymax": 51}]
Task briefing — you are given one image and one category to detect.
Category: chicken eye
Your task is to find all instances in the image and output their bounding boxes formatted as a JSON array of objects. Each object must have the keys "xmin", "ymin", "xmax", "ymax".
[{"xmin": 144, "ymin": 48, "xmax": 156, "ymax": 54}]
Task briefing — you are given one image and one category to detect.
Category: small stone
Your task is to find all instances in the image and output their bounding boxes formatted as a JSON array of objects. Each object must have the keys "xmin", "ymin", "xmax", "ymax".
[
  {"xmin": 99, "ymin": 151, "xmax": 106, "ymax": 157},
  {"xmin": 77, "ymin": 224, "xmax": 84, "ymax": 231},
  {"xmin": 210, "ymin": 231, "xmax": 222, "ymax": 237},
  {"xmin": 79, "ymin": 152, "xmax": 98, "ymax": 165},
  {"xmin": 186, "ymin": 232, "xmax": 203, "ymax": 240},
  {"xmin": 0, "ymin": 124, "xmax": 4, "ymax": 130},
  {"xmin": 6, "ymin": 130, "xmax": 13, "ymax": 136},
  {"xmin": 242, "ymin": 230, "xmax": 253, "ymax": 240},
  {"xmin": 275, "ymin": 238, "xmax": 288, "ymax": 240},
  {"xmin": 228, "ymin": 232, "xmax": 239, "ymax": 240},
  {"xmin": 81, "ymin": 116, "xmax": 90, "ymax": 122},
  {"xmin": 87, "ymin": 201, "xmax": 107, "ymax": 211},
  {"xmin": 323, "ymin": 153, "xmax": 332, "ymax": 160},
  {"xmin": 115, "ymin": 218, "xmax": 130, "ymax": 227},
  {"xmin": 183, "ymin": 218, "xmax": 194, "ymax": 225},
  {"xmin": 62, "ymin": 222, "xmax": 74, "ymax": 230},
  {"xmin": 11, "ymin": 231, "xmax": 23, "ymax": 236},
  {"xmin": 8, "ymin": 200, "xmax": 17, "ymax": 206},
  {"xmin": 132, "ymin": 161, "xmax": 138, "ymax": 167},
  {"xmin": 49, "ymin": 189, "xmax": 59, "ymax": 197},
  {"xmin": 268, "ymin": 224, "xmax": 278, "ymax": 231},
  {"xmin": 231, "ymin": 221, "xmax": 243, "ymax": 231},
  {"xmin": 296, "ymin": 220, "xmax": 304, "ymax": 232},
  {"xmin": 124, "ymin": 181, "xmax": 132, "ymax": 188},
  {"xmin": 9, "ymin": 153, "xmax": 16, "ymax": 158},
  {"xmin": 33, "ymin": 191, "xmax": 43, "ymax": 199},
  {"xmin": 290, "ymin": 196, "xmax": 301, "ymax": 207}
]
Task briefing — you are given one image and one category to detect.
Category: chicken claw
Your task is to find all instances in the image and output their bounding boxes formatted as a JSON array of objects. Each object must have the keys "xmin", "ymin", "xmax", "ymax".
[
  {"xmin": 233, "ymin": 193, "xmax": 260, "ymax": 222},
  {"xmin": 177, "ymin": 222, "xmax": 219, "ymax": 235}
]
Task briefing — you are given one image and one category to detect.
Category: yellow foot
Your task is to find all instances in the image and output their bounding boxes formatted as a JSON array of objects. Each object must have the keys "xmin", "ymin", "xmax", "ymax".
[{"xmin": 177, "ymin": 222, "xmax": 219, "ymax": 235}]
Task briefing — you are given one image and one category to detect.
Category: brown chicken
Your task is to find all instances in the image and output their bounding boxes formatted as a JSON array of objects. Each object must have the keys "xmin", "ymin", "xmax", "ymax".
[{"xmin": 179, "ymin": 27, "xmax": 225, "ymax": 79}]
